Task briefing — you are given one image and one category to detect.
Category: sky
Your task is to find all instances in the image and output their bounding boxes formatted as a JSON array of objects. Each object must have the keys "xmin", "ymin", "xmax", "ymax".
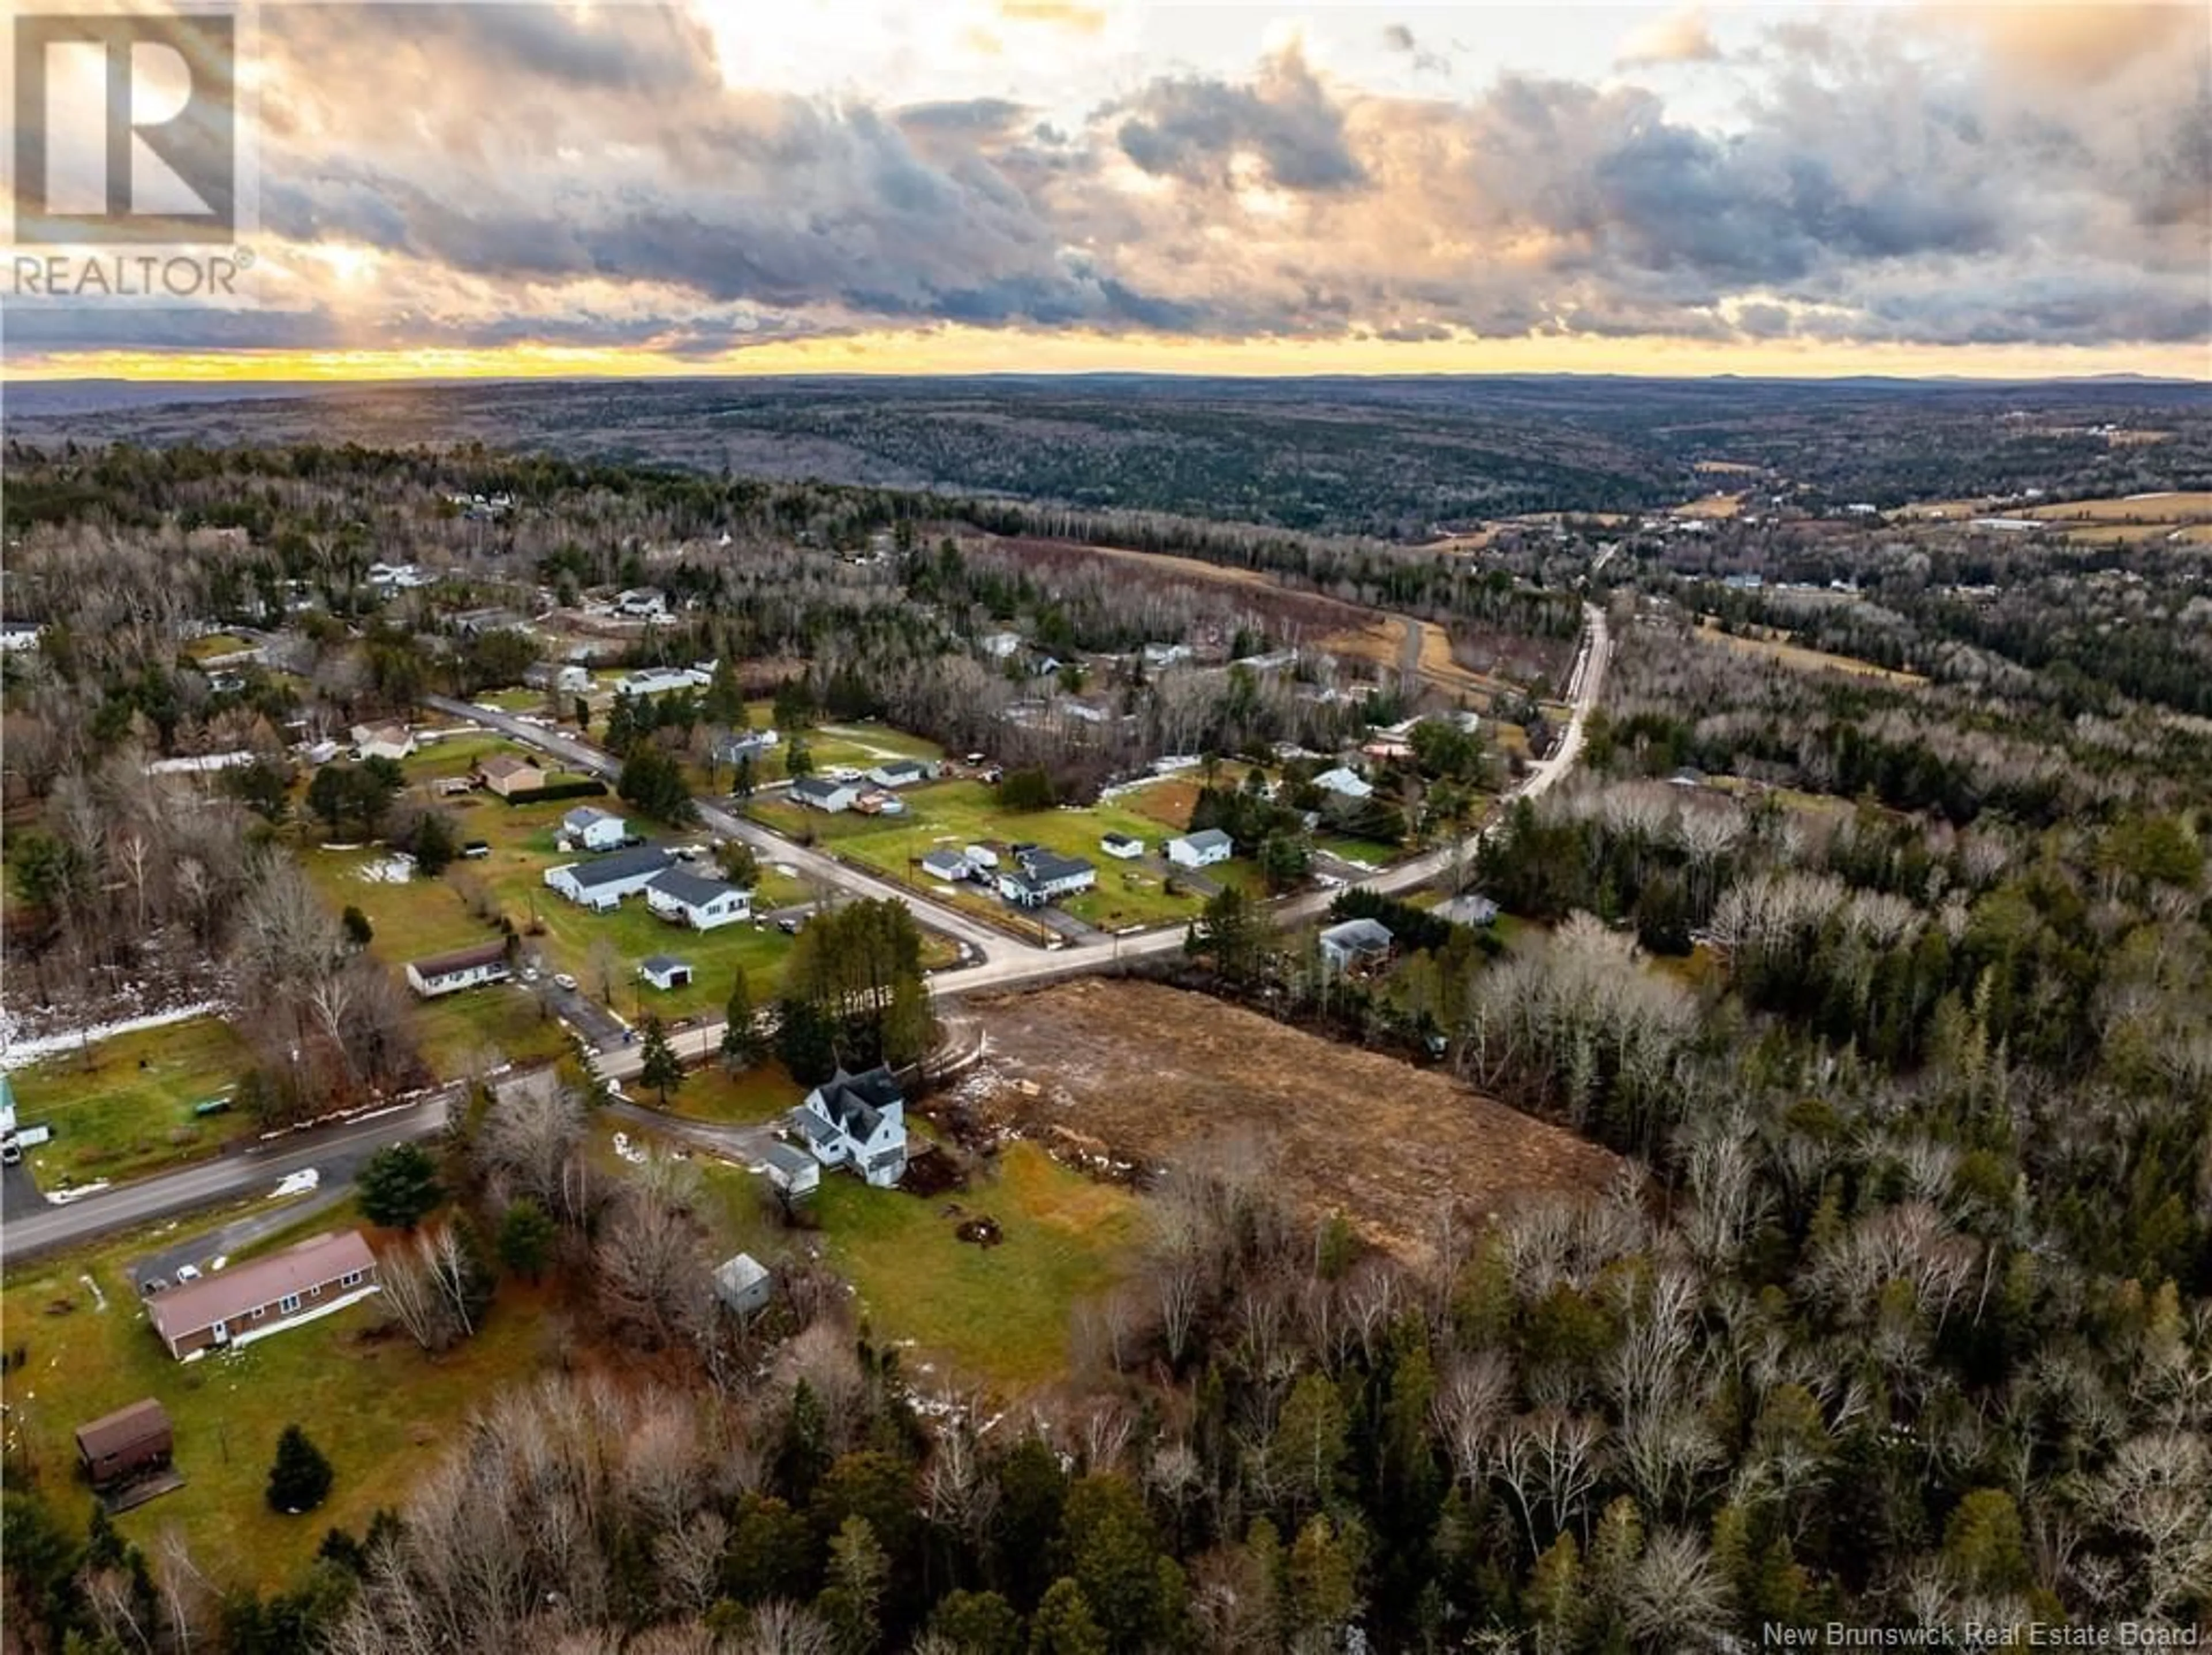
[{"xmin": 5, "ymin": 0, "xmax": 2209, "ymax": 381}]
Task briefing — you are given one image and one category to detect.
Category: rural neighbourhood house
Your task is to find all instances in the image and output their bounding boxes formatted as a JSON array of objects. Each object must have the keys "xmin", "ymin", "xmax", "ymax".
[
  {"xmin": 1168, "ymin": 828, "xmax": 1233, "ymax": 868},
  {"xmin": 562, "ymin": 805, "xmax": 628, "ymax": 851},
  {"xmin": 866, "ymin": 758, "xmax": 935, "ymax": 789},
  {"xmin": 639, "ymin": 955, "xmax": 693, "ymax": 991},
  {"xmin": 919, "ymin": 849, "xmax": 971, "ymax": 883},
  {"xmin": 1101, "ymin": 831, "xmax": 1145, "ymax": 859},
  {"xmin": 1319, "ymin": 917, "xmax": 1395, "ymax": 973},
  {"xmin": 75, "ymin": 1399, "xmax": 173, "ymax": 1493},
  {"xmin": 790, "ymin": 777, "xmax": 861, "ymax": 813},
  {"xmin": 544, "ymin": 845, "xmax": 675, "ymax": 910},
  {"xmin": 717, "ymin": 728, "xmax": 779, "ymax": 764},
  {"xmin": 1314, "ymin": 766, "xmax": 1374, "ymax": 800},
  {"xmin": 404, "ymin": 939, "xmax": 512, "ymax": 998},
  {"xmin": 146, "ymin": 1232, "xmax": 380, "ymax": 1361},
  {"xmin": 999, "ymin": 847, "xmax": 1097, "ymax": 907},
  {"xmin": 350, "ymin": 721, "xmax": 415, "ymax": 762},
  {"xmin": 645, "ymin": 867, "xmax": 753, "ymax": 929},
  {"xmin": 476, "ymin": 753, "xmax": 547, "ymax": 797},
  {"xmin": 791, "ymin": 1066, "xmax": 908, "ymax": 1187}
]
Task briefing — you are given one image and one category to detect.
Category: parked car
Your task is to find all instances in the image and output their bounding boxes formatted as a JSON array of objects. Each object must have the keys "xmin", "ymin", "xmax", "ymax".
[
  {"xmin": 777, "ymin": 917, "xmax": 803, "ymax": 935},
  {"xmin": 554, "ymin": 972, "xmax": 578, "ymax": 990},
  {"xmin": 176, "ymin": 1264, "xmax": 202, "ymax": 1282}
]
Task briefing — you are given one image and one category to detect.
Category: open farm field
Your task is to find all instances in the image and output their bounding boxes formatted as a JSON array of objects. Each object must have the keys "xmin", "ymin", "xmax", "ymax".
[
  {"xmin": 1695, "ymin": 619, "xmax": 1926, "ymax": 685},
  {"xmin": 961, "ymin": 979, "xmax": 1622, "ymax": 1260}
]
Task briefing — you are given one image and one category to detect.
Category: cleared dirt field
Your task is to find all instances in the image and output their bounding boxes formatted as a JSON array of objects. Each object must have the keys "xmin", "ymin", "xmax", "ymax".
[{"xmin": 960, "ymin": 979, "xmax": 1622, "ymax": 1259}]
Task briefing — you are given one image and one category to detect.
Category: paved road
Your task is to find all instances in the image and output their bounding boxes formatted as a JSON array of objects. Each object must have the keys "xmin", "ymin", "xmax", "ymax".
[
  {"xmin": 5, "ymin": 607, "xmax": 1607, "ymax": 1262},
  {"xmin": 0, "ymin": 1093, "xmax": 457, "ymax": 1265}
]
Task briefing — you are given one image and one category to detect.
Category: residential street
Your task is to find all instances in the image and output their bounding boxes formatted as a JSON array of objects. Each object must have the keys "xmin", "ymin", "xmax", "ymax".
[{"xmin": 2, "ymin": 606, "xmax": 1607, "ymax": 1264}]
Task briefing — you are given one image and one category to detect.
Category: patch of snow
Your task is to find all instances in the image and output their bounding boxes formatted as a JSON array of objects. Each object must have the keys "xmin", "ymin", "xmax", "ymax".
[{"xmin": 1, "ymin": 999, "xmax": 225, "ymax": 1066}]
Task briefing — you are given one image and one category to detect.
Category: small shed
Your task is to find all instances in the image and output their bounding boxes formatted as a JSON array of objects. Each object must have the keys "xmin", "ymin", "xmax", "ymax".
[
  {"xmin": 75, "ymin": 1399, "xmax": 173, "ymax": 1491},
  {"xmin": 639, "ymin": 955, "xmax": 692, "ymax": 991},
  {"xmin": 714, "ymin": 1253, "xmax": 773, "ymax": 1317},
  {"xmin": 762, "ymin": 1141, "xmax": 821, "ymax": 1200}
]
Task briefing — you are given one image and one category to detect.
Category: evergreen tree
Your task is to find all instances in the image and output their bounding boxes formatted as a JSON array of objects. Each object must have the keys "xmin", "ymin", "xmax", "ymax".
[
  {"xmin": 495, "ymin": 1197, "xmax": 556, "ymax": 1281},
  {"xmin": 722, "ymin": 971, "xmax": 764, "ymax": 1068},
  {"xmin": 637, "ymin": 1016, "xmax": 684, "ymax": 1105},
  {"xmin": 340, "ymin": 905, "xmax": 374, "ymax": 948},
  {"xmin": 786, "ymin": 733, "xmax": 815, "ymax": 780},
  {"xmin": 357, "ymin": 1142, "xmax": 442, "ymax": 1230},
  {"xmin": 1027, "ymin": 1580, "xmax": 1108, "ymax": 1655},
  {"xmin": 929, "ymin": 1590, "xmax": 1023, "ymax": 1655},
  {"xmin": 266, "ymin": 1425, "xmax": 335, "ymax": 1514}
]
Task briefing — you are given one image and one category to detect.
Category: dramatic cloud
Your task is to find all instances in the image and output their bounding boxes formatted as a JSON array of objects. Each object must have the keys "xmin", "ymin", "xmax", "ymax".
[
  {"xmin": 7, "ymin": 1, "xmax": 2206, "ymax": 366},
  {"xmin": 1616, "ymin": 6, "xmax": 1722, "ymax": 67}
]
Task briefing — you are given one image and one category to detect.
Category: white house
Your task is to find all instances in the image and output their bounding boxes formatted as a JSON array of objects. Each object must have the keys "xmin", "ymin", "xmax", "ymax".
[
  {"xmin": 563, "ymin": 806, "xmax": 628, "ymax": 851},
  {"xmin": 1319, "ymin": 917, "xmax": 1394, "ymax": 974},
  {"xmin": 963, "ymin": 844, "xmax": 999, "ymax": 870},
  {"xmin": 790, "ymin": 1066, "xmax": 908, "ymax": 1187},
  {"xmin": 866, "ymin": 758, "xmax": 935, "ymax": 789},
  {"xmin": 614, "ymin": 588, "xmax": 667, "ymax": 619},
  {"xmin": 1313, "ymin": 767, "xmax": 1373, "ymax": 800},
  {"xmin": 1142, "ymin": 642, "xmax": 1193, "ymax": 669},
  {"xmin": 639, "ymin": 955, "xmax": 693, "ymax": 991},
  {"xmin": 718, "ymin": 728, "xmax": 779, "ymax": 764},
  {"xmin": 919, "ymin": 849, "xmax": 972, "ymax": 883},
  {"xmin": 979, "ymin": 631, "xmax": 1024, "ymax": 660},
  {"xmin": 645, "ymin": 868, "xmax": 752, "ymax": 930},
  {"xmin": 619, "ymin": 666, "xmax": 711, "ymax": 697},
  {"xmin": 544, "ymin": 845, "xmax": 675, "ymax": 910},
  {"xmin": 350, "ymin": 721, "xmax": 415, "ymax": 762},
  {"xmin": 404, "ymin": 940, "xmax": 511, "ymax": 998},
  {"xmin": 790, "ymin": 777, "xmax": 860, "ymax": 813},
  {"xmin": 1167, "ymin": 828, "xmax": 1233, "ymax": 869},
  {"xmin": 999, "ymin": 848, "xmax": 1097, "ymax": 907},
  {"xmin": 1100, "ymin": 831, "xmax": 1145, "ymax": 860}
]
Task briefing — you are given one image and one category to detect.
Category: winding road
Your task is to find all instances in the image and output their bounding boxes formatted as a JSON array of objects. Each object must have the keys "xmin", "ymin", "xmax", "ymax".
[{"xmin": 1, "ymin": 604, "xmax": 1608, "ymax": 1263}]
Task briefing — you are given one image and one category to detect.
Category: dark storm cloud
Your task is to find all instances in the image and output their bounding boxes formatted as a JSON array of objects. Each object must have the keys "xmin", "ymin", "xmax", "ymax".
[
  {"xmin": 1115, "ymin": 50, "xmax": 1368, "ymax": 192},
  {"xmin": 29, "ymin": 2, "xmax": 2210, "ymax": 359}
]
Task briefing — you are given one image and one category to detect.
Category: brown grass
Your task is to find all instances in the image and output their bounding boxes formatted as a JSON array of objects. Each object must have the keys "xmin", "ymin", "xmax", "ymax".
[
  {"xmin": 1696, "ymin": 620, "xmax": 1926, "ymax": 686},
  {"xmin": 963, "ymin": 979, "xmax": 1622, "ymax": 1260},
  {"xmin": 1692, "ymin": 460, "xmax": 1761, "ymax": 475},
  {"xmin": 1671, "ymin": 493, "xmax": 1745, "ymax": 520},
  {"xmin": 2025, "ymin": 490, "xmax": 2212, "ymax": 523}
]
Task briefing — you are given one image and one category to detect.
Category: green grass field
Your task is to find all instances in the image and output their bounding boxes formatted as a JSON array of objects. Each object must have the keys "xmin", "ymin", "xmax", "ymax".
[
  {"xmin": 751, "ymin": 777, "xmax": 1230, "ymax": 930},
  {"xmin": 662, "ymin": 1061, "xmax": 799, "ymax": 1126},
  {"xmin": 10, "ymin": 1018, "xmax": 259, "ymax": 1188},
  {"xmin": 302, "ymin": 779, "xmax": 806, "ymax": 1034},
  {"xmin": 0, "ymin": 1221, "xmax": 555, "ymax": 1592},
  {"xmin": 810, "ymin": 1142, "xmax": 1142, "ymax": 1389}
]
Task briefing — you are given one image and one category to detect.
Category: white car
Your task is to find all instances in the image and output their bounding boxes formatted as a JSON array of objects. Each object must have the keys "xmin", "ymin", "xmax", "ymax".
[
  {"xmin": 554, "ymin": 972, "xmax": 578, "ymax": 991},
  {"xmin": 176, "ymin": 1264, "xmax": 202, "ymax": 1282}
]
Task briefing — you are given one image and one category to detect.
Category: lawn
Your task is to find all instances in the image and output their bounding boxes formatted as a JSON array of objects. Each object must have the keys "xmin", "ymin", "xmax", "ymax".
[
  {"xmin": 10, "ymin": 1018, "xmax": 259, "ymax": 1188},
  {"xmin": 0, "ymin": 1221, "xmax": 556, "ymax": 1593},
  {"xmin": 663, "ymin": 1061, "xmax": 800, "ymax": 1126},
  {"xmin": 301, "ymin": 789, "xmax": 806, "ymax": 1035},
  {"xmin": 808, "ymin": 1141, "xmax": 1143, "ymax": 1389},
  {"xmin": 751, "ymin": 777, "xmax": 1233, "ymax": 931},
  {"xmin": 181, "ymin": 633, "xmax": 253, "ymax": 662}
]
